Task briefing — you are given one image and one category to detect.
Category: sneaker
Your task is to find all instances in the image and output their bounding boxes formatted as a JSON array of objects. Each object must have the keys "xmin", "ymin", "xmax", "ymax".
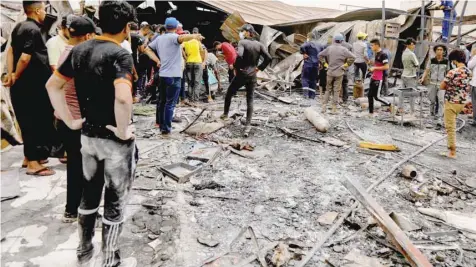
[
  {"xmin": 172, "ymin": 116, "xmax": 183, "ymax": 123},
  {"xmin": 244, "ymin": 125, "xmax": 251, "ymax": 137},
  {"xmin": 220, "ymin": 114, "xmax": 229, "ymax": 120},
  {"xmin": 161, "ymin": 131, "xmax": 170, "ymax": 136},
  {"xmin": 440, "ymin": 150, "xmax": 456, "ymax": 159},
  {"xmin": 62, "ymin": 211, "xmax": 78, "ymax": 223},
  {"xmin": 119, "ymin": 257, "xmax": 137, "ymax": 267},
  {"xmin": 154, "ymin": 123, "xmax": 160, "ymax": 128},
  {"xmin": 207, "ymin": 96, "xmax": 214, "ymax": 103}
]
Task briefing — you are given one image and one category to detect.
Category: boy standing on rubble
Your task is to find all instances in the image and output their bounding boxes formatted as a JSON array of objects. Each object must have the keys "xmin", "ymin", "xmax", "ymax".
[
  {"xmin": 420, "ymin": 45, "xmax": 449, "ymax": 126},
  {"xmin": 220, "ymin": 24, "xmax": 272, "ymax": 136},
  {"xmin": 440, "ymin": 49, "xmax": 472, "ymax": 159},
  {"xmin": 319, "ymin": 34, "xmax": 355, "ymax": 113},
  {"xmin": 368, "ymin": 39, "xmax": 391, "ymax": 116}
]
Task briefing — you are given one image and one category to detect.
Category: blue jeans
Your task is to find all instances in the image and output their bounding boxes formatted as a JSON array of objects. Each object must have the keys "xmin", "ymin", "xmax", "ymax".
[{"xmin": 157, "ymin": 77, "xmax": 181, "ymax": 133}]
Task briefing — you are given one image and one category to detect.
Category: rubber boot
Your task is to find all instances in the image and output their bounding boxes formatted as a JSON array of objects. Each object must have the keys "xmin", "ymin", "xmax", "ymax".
[
  {"xmin": 77, "ymin": 212, "xmax": 98, "ymax": 265},
  {"xmin": 102, "ymin": 222, "xmax": 124, "ymax": 267}
]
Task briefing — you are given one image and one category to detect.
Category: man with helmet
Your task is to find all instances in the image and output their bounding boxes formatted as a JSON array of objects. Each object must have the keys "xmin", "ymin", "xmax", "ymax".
[
  {"xmin": 353, "ymin": 32, "xmax": 369, "ymax": 81},
  {"xmin": 319, "ymin": 33, "xmax": 355, "ymax": 113}
]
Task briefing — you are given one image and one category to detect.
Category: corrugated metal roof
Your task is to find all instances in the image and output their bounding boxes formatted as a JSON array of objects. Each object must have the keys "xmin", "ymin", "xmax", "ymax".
[{"xmin": 200, "ymin": 0, "xmax": 344, "ymax": 26}]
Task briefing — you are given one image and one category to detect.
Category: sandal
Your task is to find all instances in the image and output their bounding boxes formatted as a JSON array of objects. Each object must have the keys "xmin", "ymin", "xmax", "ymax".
[
  {"xmin": 26, "ymin": 167, "xmax": 56, "ymax": 176},
  {"xmin": 22, "ymin": 159, "xmax": 49, "ymax": 168}
]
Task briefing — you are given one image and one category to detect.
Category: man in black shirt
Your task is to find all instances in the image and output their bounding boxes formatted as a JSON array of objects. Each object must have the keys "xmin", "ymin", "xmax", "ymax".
[
  {"xmin": 46, "ymin": 1, "xmax": 138, "ymax": 266},
  {"xmin": 5, "ymin": 1, "xmax": 56, "ymax": 176},
  {"xmin": 221, "ymin": 24, "xmax": 272, "ymax": 136}
]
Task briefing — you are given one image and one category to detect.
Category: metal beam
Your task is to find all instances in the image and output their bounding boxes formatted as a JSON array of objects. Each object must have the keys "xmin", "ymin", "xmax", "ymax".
[
  {"xmin": 456, "ymin": 0, "xmax": 469, "ymax": 45},
  {"xmin": 381, "ymin": 0, "xmax": 386, "ymax": 44}
]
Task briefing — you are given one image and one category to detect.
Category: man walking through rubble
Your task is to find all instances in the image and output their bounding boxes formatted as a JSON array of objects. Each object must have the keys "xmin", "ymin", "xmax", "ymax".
[
  {"xmin": 420, "ymin": 45, "xmax": 449, "ymax": 126},
  {"xmin": 353, "ymin": 32, "xmax": 369, "ymax": 82},
  {"xmin": 300, "ymin": 32, "xmax": 324, "ymax": 99},
  {"xmin": 220, "ymin": 24, "xmax": 272, "ymax": 136},
  {"xmin": 319, "ymin": 34, "xmax": 355, "ymax": 113},
  {"xmin": 46, "ymin": 1, "xmax": 138, "ymax": 266},
  {"xmin": 368, "ymin": 39, "xmax": 391, "ymax": 116},
  {"xmin": 183, "ymin": 27, "xmax": 205, "ymax": 103}
]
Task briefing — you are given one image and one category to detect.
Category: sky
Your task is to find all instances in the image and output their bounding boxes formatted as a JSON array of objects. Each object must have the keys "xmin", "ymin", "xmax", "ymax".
[{"xmin": 280, "ymin": 0, "xmax": 402, "ymax": 10}]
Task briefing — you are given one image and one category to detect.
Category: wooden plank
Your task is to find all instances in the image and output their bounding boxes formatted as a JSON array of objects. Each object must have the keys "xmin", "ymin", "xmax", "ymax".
[{"xmin": 341, "ymin": 177, "xmax": 433, "ymax": 267}]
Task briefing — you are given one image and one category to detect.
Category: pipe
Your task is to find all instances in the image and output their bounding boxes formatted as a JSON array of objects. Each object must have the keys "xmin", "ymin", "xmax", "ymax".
[{"xmin": 402, "ymin": 165, "xmax": 418, "ymax": 178}]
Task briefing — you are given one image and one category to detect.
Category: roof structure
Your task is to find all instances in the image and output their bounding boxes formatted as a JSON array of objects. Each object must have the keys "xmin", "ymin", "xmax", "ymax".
[{"xmin": 199, "ymin": 0, "xmax": 344, "ymax": 26}]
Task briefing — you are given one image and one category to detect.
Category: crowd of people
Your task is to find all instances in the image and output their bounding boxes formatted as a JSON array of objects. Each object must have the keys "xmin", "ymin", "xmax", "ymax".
[
  {"xmin": 300, "ymin": 30, "xmax": 474, "ymax": 159},
  {"xmin": 1, "ymin": 0, "xmax": 475, "ymax": 266}
]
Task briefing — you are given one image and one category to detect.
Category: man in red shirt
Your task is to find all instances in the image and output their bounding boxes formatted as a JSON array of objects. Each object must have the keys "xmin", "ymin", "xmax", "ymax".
[{"xmin": 214, "ymin": 41, "xmax": 237, "ymax": 82}]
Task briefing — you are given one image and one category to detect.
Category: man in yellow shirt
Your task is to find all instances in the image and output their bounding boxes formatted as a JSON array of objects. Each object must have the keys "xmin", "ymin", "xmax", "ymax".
[{"xmin": 183, "ymin": 27, "xmax": 205, "ymax": 102}]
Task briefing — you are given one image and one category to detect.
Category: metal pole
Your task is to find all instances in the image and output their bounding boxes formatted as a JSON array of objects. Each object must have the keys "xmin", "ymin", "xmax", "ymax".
[
  {"xmin": 419, "ymin": 0, "xmax": 425, "ymax": 44},
  {"xmin": 456, "ymin": 0, "xmax": 468, "ymax": 46},
  {"xmin": 381, "ymin": 0, "xmax": 385, "ymax": 44}
]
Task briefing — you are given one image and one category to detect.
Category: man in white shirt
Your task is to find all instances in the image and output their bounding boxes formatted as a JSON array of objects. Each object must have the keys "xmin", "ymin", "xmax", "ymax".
[
  {"xmin": 46, "ymin": 15, "xmax": 72, "ymax": 70},
  {"xmin": 468, "ymin": 47, "xmax": 476, "ymax": 126},
  {"xmin": 352, "ymin": 32, "xmax": 369, "ymax": 81}
]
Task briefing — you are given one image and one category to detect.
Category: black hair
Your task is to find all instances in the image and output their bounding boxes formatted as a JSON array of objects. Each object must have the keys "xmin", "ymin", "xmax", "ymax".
[
  {"xmin": 150, "ymin": 24, "xmax": 157, "ymax": 32},
  {"xmin": 159, "ymin": 26, "xmax": 166, "ymax": 34},
  {"xmin": 405, "ymin": 38, "xmax": 416, "ymax": 46},
  {"xmin": 448, "ymin": 49, "xmax": 466, "ymax": 63},
  {"xmin": 433, "ymin": 45, "xmax": 446, "ymax": 53},
  {"xmin": 98, "ymin": 1, "xmax": 136, "ymax": 35},
  {"xmin": 213, "ymin": 41, "xmax": 221, "ymax": 48},
  {"xmin": 370, "ymin": 38, "xmax": 380, "ymax": 46},
  {"xmin": 61, "ymin": 15, "xmax": 68, "ymax": 28},
  {"xmin": 130, "ymin": 22, "xmax": 139, "ymax": 31},
  {"xmin": 23, "ymin": 1, "xmax": 44, "ymax": 13}
]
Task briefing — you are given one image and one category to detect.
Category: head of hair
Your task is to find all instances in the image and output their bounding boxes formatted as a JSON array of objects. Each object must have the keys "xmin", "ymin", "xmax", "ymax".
[
  {"xmin": 98, "ymin": 1, "xmax": 136, "ymax": 35},
  {"xmin": 405, "ymin": 38, "xmax": 416, "ymax": 46},
  {"xmin": 61, "ymin": 15, "xmax": 68, "ymax": 28},
  {"xmin": 370, "ymin": 38, "xmax": 380, "ymax": 46},
  {"xmin": 448, "ymin": 49, "xmax": 466, "ymax": 63},
  {"xmin": 130, "ymin": 22, "xmax": 139, "ymax": 31},
  {"xmin": 159, "ymin": 26, "xmax": 166, "ymax": 33},
  {"xmin": 214, "ymin": 41, "xmax": 221, "ymax": 48},
  {"xmin": 23, "ymin": 1, "xmax": 44, "ymax": 13},
  {"xmin": 433, "ymin": 44, "xmax": 446, "ymax": 53}
]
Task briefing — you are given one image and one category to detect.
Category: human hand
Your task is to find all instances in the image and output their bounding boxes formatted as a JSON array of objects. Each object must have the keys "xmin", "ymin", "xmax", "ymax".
[
  {"xmin": 303, "ymin": 54, "xmax": 309, "ymax": 60},
  {"xmin": 369, "ymin": 67, "xmax": 375, "ymax": 72},
  {"xmin": 156, "ymin": 60, "xmax": 161, "ymax": 68},
  {"xmin": 66, "ymin": 118, "xmax": 85, "ymax": 130},
  {"xmin": 134, "ymin": 73, "xmax": 139, "ymax": 82},
  {"xmin": 106, "ymin": 124, "xmax": 135, "ymax": 141},
  {"xmin": 419, "ymin": 78, "xmax": 424, "ymax": 84},
  {"xmin": 229, "ymin": 64, "xmax": 234, "ymax": 70},
  {"xmin": 2, "ymin": 73, "xmax": 16, "ymax": 87}
]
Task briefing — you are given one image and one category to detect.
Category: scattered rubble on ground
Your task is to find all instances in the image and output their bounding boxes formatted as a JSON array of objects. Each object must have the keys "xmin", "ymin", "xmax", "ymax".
[{"xmin": 128, "ymin": 84, "xmax": 476, "ymax": 266}]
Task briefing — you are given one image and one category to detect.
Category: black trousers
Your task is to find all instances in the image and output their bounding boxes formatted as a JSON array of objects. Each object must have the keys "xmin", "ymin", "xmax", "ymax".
[
  {"xmin": 368, "ymin": 79, "xmax": 390, "ymax": 113},
  {"xmin": 58, "ymin": 120, "xmax": 83, "ymax": 214},
  {"xmin": 203, "ymin": 66, "xmax": 210, "ymax": 96},
  {"xmin": 224, "ymin": 73, "xmax": 256, "ymax": 125},
  {"xmin": 228, "ymin": 68, "xmax": 235, "ymax": 83},
  {"xmin": 10, "ymin": 80, "xmax": 55, "ymax": 161},
  {"xmin": 354, "ymin": 62, "xmax": 367, "ymax": 80},
  {"xmin": 342, "ymin": 73, "xmax": 349, "ymax": 102}
]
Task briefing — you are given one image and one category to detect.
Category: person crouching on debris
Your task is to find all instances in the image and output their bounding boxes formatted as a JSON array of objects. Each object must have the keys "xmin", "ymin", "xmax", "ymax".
[
  {"xmin": 300, "ymin": 32, "xmax": 324, "ymax": 99},
  {"xmin": 440, "ymin": 49, "xmax": 472, "ymax": 159},
  {"xmin": 214, "ymin": 40, "xmax": 237, "ymax": 83},
  {"xmin": 319, "ymin": 34, "xmax": 355, "ymax": 113},
  {"xmin": 220, "ymin": 24, "xmax": 272, "ymax": 136},
  {"xmin": 420, "ymin": 45, "xmax": 449, "ymax": 126},
  {"xmin": 367, "ymin": 39, "xmax": 391, "ymax": 116}
]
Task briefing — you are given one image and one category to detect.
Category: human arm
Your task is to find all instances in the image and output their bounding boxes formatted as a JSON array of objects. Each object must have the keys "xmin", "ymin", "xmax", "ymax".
[
  {"xmin": 319, "ymin": 48, "xmax": 329, "ymax": 66},
  {"xmin": 177, "ymin": 34, "xmax": 203, "ymax": 44},
  {"xmin": 257, "ymin": 43, "xmax": 272, "ymax": 71},
  {"xmin": 412, "ymin": 52, "xmax": 419, "ymax": 67},
  {"xmin": 105, "ymin": 53, "xmax": 135, "ymax": 140},
  {"xmin": 440, "ymin": 69, "xmax": 453, "ymax": 90},
  {"xmin": 420, "ymin": 60, "xmax": 430, "ymax": 83},
  {"xmin": 300, "ymin": 43, "xmax": 309, "ymax": 59},
  {"xmin": 212, "ymin": 65, "xmax": 221, "ymax": 89},
  {"xmin": 46, "ymin": 38, "xmax": 60, "ymax": 71},
  {"xmin": 3, "ymin": 47, "xmax": 15, "ymax": 86},
  {"xmin": 468, "ymin": 55, "xmax": 476, "ymax": 70},
  {"xmin": 14, "ymin": 53, "xmax": 32, "ymax": 81},
  {"xmin": 46, "ymin": 74, "xmax": 84, "ymax": 129},
  {"xmin": 144, "ymin": 46, "xmax": 161, "ymax": 68},
  {"xmin": 344, "ymin": 50, "xmax": 356, "ymax": 68},
  {"xmin": 201, "ymin": 45, "xmax": 207, "ymax": 67}
]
